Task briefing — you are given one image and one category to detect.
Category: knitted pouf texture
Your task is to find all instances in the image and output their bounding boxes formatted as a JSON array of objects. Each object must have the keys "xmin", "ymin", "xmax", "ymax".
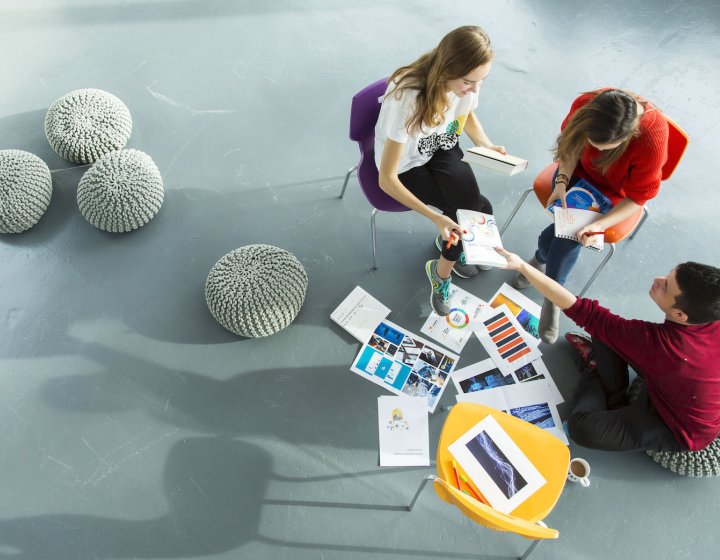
[
  {"xmin": 0, "ymin": 149, "xmax": 53, "ymax": 234},
  {"xmin": 45, "ymin": 88, "xmax": 132, "ymax": 164},
  {"xmin": 77, "ymin": 149, "xmax": 164, "ymax": 233},
  {"xmin": 628, "ymin": 377, "xmax": 720, "ymax": 477},
  {"xmin": 205, "ymin": 244, "xmax": 308, "ymax": 338}
]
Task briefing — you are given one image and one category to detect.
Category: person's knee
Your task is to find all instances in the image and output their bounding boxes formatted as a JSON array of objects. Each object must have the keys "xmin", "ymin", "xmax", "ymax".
[{"xmin": 567, "ymin": 412, "xmax": 603, "ymax": 449}]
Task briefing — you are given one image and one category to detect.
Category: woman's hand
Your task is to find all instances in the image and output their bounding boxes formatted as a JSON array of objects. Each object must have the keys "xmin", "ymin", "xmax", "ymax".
[
  {"xmin": 576, "ymin": 224, "xmax": 605, "ymax": 247},
  {"xmin": 433, "ymin": 215, "xmax": 462, "ymax": 245},
  {"xmin": 494, "ymin": 247, "xmax": 524, "ymax": 270},
  {"xmin": 546, "ymin": 183, "xmax": 567, "ymax": 210},
  {"xmin": 487, "ymin": 144, "xmax": 507, "ymax": 155}
]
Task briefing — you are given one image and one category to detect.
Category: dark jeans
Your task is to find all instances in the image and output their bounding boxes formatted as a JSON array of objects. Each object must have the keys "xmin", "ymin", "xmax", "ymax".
[
  {"xmin": 534, "ymin": 173, "xmax": 583, "ymax": 285},
  {"xmin": 399, "ymin": 144, "xmax": 492, "ymax": 261},
  {"xmin": 567, "ymin": 338, "xmax": 682, "ymax": 452}
]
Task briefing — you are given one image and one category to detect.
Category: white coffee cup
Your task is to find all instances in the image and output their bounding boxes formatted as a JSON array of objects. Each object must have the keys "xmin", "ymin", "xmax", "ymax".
[{"xmin": 567, "ymin": 458, "xmax": 591, "ymax": 487}]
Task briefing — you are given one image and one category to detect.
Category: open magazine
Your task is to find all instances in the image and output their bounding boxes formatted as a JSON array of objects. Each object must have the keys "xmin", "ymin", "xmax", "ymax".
[{"xmin": 546, "ymin": 178, "xmax": 612, "ymax": 216}]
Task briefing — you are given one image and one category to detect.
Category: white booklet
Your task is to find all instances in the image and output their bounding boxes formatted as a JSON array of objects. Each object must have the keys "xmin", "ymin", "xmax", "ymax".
[
  {"xmin": 378, "ymin": 396, "xmax": 430, "ymax": 466},
  {"xmin": 554, "ymin": 208, "xmax": 604, "ymax": 251},
  {"xmin": 462, "ymin": 147, "xmax": 528, "ymax": 176},
  {"xmin": 420, "ymin": 284, "xmax": 487, "ymax": 353},
  {"xmin": 449, "ymin": 415, "xmax": 546, "ymax": 514},
  {"xmin": 350, "ymin": 320, "xmax": 458, "ymax": 413},
  {"xmin": 330, "ymin": 286, "xmax": 391, "ymax": 342},
  {"xmin": 456, "ymin": 209, "xmax": 507, "ymax": 267}
]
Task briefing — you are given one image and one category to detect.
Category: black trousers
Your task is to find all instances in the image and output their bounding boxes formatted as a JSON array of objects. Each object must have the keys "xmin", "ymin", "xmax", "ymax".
[
  {"xmin": 567, "ymin": 338, "xmax": 682, "ymax": 452},
  {"xmin": 398, "ymin": 144, "xmax": 492, "ymax": 261}
]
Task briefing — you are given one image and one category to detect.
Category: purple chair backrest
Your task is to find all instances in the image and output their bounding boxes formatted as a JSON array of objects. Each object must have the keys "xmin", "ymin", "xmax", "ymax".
[{"xmin": 349, "ymin": 78, "xmax": 409, "ymax": 213}]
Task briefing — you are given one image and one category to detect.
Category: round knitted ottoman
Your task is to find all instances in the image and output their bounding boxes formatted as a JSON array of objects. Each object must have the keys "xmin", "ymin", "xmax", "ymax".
[
  {"xmin": 0, "ymin": 149, "xmax": 53, "ymax": 233},
  {"xmin": 77, "ymin": 149, "xmax": 164, "ymax": 233},
  {"xmin": 45, "ymin": 88, "xmax": 132, "ymax": 164},
  {"xmin": 628, "ymin": 377, "xmax": 720, "ymax": 477},
  {"xmin": 205, "ymin": 245, "xmax": 308, "ymax": 338}
]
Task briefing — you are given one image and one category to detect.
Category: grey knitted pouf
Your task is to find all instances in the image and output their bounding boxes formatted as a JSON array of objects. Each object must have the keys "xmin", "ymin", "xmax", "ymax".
[
  {"xmin": 0, "ymin": 149, "xmax": 52, "ymax": 233},
  {"xmin": 45, "ymin": 88, "xmax": 132, "ymax": 164},
  {"xmin": 77, "ymin": 149, "xmax": 164, "ymax": 233},
  {"xmin": 628, "ymin": 377, "xmax": 720, "ymax": 477},
  {"xmin": 205, "ymin": 245, "xmax": 308, "ymax": 338}
]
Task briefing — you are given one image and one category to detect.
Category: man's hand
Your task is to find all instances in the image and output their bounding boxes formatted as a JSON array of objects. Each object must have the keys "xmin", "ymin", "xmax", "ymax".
[{"xmin": 495, "ymin": 247, "xmax": 524, "ymax": 270}]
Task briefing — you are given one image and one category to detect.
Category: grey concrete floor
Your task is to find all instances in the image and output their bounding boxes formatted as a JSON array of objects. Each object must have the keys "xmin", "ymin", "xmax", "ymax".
[{"xmin": 1, "ymin": 1, "xmax": 719, "ymax": 559}]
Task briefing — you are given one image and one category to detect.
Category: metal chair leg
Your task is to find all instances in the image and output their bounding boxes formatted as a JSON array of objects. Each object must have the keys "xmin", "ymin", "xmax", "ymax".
[
  {"xmin": 371, "ymin": 208, "xmax": 379, "ymax": 269},
  {"xmin": 518, "ymin": 521, "xmax": 548, "ymax": 560},
  {"xmin": 339, "ymin": 164, "xmax": 358, "ymax": 198},
  {"xmin": 578, "ymin": 243, "xmax": 616, "ymax": 297},
  {"xmin": 407, "ymin": 474, "xmax": 437, "ymax": 511},
  {"xmin": 629, "ymin": 205, "xmax": 650, "ymax": 240},
  {"xmin": 501, "ymin": 187, "xmax": 534, "ymax": 235}
]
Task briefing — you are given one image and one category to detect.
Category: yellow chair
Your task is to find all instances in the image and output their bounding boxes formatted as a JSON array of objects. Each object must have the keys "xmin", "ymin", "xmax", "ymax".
[
  {"xmin": 500, "ymin": 115, "xmax": 689, "ymax": 297},
  {"xmin": 408, "ymin": 402, "xmax": 570, "ymax": 560}
]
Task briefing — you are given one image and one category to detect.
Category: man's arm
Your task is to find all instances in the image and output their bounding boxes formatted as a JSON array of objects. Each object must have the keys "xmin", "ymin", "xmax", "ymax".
[{"xmin": 495, "ymin": 248, "xmax": 577, "ymax": 310}]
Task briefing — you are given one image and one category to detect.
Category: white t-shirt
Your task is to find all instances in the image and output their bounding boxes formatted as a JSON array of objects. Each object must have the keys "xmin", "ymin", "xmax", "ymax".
[{"xmin": 374, "ymin": 81, "xmax": 479, "ymax": 174}]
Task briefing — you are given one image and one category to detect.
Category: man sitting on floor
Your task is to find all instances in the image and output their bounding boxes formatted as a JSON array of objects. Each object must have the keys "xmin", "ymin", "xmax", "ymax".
[{"xmin": 497, "ymin": 247, "xmax": 720, "ymax": 452}]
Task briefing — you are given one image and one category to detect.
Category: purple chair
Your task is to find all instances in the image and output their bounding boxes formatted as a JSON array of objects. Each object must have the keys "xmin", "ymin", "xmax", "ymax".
[{"xmin": 339, "ymin": 78, "xmax": 410, "ymax": 269}]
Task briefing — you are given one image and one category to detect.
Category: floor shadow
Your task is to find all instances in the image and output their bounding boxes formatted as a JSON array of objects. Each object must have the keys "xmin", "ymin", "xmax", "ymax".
[{"xmin": 0, "ymin": 437, "xmax": 269, "ymax": 559}]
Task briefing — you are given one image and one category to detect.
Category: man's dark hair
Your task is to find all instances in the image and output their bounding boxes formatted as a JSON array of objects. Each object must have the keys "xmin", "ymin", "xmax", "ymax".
[{"xmin": 674, "ymin": 262, "xmax": 720, "ymax": 324}]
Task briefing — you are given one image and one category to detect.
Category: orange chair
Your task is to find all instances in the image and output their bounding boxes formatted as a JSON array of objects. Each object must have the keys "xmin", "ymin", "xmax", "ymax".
[
  {"xmin": 500, "ymin": 116, "xmax": 689, "ymax": 297},
  {"xmin": 408, "ymin": 402, "xmax": 570, "ymax": 560}
]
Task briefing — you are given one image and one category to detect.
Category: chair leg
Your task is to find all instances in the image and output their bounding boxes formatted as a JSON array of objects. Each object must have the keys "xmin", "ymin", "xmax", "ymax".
[
  {"xmin": 578, "ymin": 243, "xmax": 616, "ymax": 298},
  {"xmin": 407, "ymin": 474, "xmax": 437, "ymax": 511},
  {"xmin": 518, "ymin": 521, "xmax": 548, "ymax": 560},
  {"xmin": 339, "ymin": 164, "xmax": 358, "ymax": 199},
  {"xmin": 500, "ymin": 187, "xmax": 534, "ymax": 235},
  {"xmin": 629, "ymin": 205, "xmax": 650, "ymax": 240},
  {"xmin": 519, "ymin": 538, "xmax": 542, "ymax": 560},
  {"xmin": 371, "ymin": 208, "xmax": 379, "ymax": 269}
]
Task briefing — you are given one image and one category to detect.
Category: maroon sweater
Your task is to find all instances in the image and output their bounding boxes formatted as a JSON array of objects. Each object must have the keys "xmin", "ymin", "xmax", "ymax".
[{"xmin": 565, "ymin": 298, "xmax": 720, "ymax": 450}]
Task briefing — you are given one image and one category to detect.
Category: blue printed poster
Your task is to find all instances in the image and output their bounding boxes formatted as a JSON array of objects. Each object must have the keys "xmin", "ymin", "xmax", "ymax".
[{"xmin": 350, "ymin": 320, "xmax": 459, "ymax": 413}]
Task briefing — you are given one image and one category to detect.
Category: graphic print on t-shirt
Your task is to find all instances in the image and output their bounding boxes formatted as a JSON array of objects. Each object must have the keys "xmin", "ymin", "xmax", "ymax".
[{"xmin": 416, "ymin": 114, "xmax": 468, "ymax": 157}]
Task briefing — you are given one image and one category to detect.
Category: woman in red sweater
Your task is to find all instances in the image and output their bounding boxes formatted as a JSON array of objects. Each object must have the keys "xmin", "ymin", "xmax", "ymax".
[{"xmin": 513, "ymin": 88, "xmax": 669, "ymax": 343}]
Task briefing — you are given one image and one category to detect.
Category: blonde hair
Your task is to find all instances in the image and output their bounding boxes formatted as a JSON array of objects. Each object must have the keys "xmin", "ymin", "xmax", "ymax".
[
  {"xmin": 388, "ymin": 26, "xmax": 493, "ymax": 134},
  {"xmin": 554, "ymin": 89, "xmax": 645, "ymax": 173}
]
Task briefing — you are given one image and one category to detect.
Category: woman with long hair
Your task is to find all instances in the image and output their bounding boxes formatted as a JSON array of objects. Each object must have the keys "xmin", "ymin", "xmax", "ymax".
[
  {"xmin": 513, "ymin": 88, "xmax": 669, "ymax": 343},
  {"xmin": 375, "ymin": 25, "xmax": 506, "ymax": 316}
]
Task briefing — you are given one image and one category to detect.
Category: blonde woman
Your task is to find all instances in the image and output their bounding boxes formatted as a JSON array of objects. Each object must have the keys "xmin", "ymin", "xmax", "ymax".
[
  {"xmin": 375, "ymin": 26, "xmax": 506, "ymax": 316},
  {"xmin": 513, "ymin": 88, "xmax": 669, "ymax": 343}
]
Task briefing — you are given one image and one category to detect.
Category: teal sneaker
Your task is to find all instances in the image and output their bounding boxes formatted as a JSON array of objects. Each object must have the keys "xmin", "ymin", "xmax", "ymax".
[
  {"xmin": 425, "ymin": 259, "xmax": 452, "ymax": 316},
  {"xmin": 434, "ymin": 235, "xmax": 479, "ymax": 278}
]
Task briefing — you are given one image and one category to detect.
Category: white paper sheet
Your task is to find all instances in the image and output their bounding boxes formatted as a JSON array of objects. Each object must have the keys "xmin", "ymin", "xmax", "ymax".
[
  {"xmin": 377, "ymin": 396, "xmax": 430, "ymax": 466},
  {"xmin": 449, "ymin": 415, "xmax": 546, "ymax": 514},
  {"xmin": 456, "ymin": 382, "xmax": 568, "ymax": 444},
  {"xmin": 474, "ymin": 304, "xmax": 542, "ymax": 376},
  {"xmin": 420, "ymin": 284, "xmax": 488, "ymax": 353},
  {"xmin": 351, "ymin": 320, "xmax": 459, "ymax": 413},
  {"xmin": 452, "ymin": 357, "xmax": 563, "ymax": 405},
  {"xmin": 488, "ymin": 283, "xmax": 542, "ymax": 344},
  {"xmin": 330, "ymin": 286, "xmax": 391, "ymax": 342}
]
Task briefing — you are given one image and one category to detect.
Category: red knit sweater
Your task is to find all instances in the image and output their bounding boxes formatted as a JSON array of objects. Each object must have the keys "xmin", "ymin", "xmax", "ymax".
[
  {"xmin": 565, "ymin": 298, "xmax": 720, "ymax": 451},
  {"xmin": 561, "ymin": 91, "xmax": 669, "ymax": 205}
]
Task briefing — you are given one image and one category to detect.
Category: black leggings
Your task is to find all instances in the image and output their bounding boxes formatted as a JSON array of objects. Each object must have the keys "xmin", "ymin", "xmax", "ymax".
[
  {"xmin": 567, "ymin": 338, "xmax": 681, "ymax": 452},
  {"xmin": 398, "ymin": 144, "xmax": 492, "ymax": 261}
]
